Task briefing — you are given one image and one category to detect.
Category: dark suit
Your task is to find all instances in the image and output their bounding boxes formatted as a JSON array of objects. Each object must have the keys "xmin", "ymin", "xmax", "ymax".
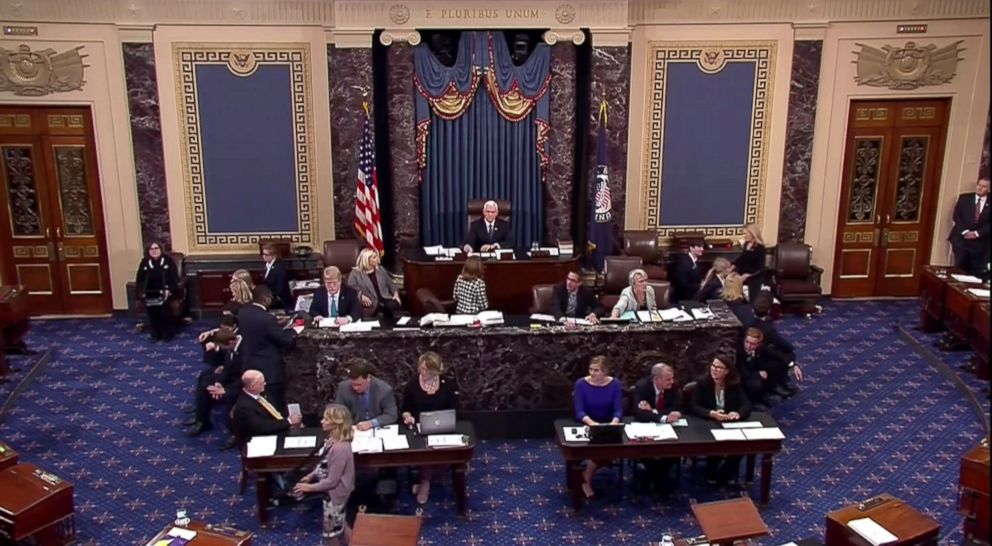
[
  {"xmin": 193, "ymin": 344, "xmax": 243, "ymax": 427},
  {"xmin": 309, "ymin": 285, "xmax": 363, "ymax": 323},
  {"xmin": 738, "ymin": 344, "xmax": 789, "ymax": 404},
  {"xmin": 690, "ymin": 377, "xmax": 751, "ymax": 484},
  {"xmin": 948, "ymin": 192, "xmax": 990, "ymax": 275},
  {"xmin": 696, "ymin": 276, "xmax": 724, "ymax": 301},
  {"xmin": 263, "ymin": 259, "xmax": 292, "ymax": 309},
  {"xmin": 462, "ymin": 218, "xmax": 513, "ymax": 252},
  {"xmin": 334, "ymin": 377, "xmax": 398, "ymax": 427},
  {"xmin": 751, "ymin": 318, "xmax": 796, "ymax": 364},
  {"xmin": 550, "ymin": 283, "xmax": 603, "ymax": 320},
  {"xmin": 237, "ymin": 303, "xmax": 296, "ymax": 412},
  {"xmin": 232, "ymin": 391, "xmax": 290, "ymax": 439},
  {"xmin": 632, "ymin": 376, "xmax": 682, "ymax": 423},
  {"xmin": 670, "ymin": 253, "xmax": 703, "ymax": 304}
]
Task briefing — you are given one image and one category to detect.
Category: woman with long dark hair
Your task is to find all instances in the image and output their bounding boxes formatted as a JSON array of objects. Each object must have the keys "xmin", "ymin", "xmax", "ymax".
[{"xmin": 135, "ymin": 241, "xmax": 179, "ymax": 341}]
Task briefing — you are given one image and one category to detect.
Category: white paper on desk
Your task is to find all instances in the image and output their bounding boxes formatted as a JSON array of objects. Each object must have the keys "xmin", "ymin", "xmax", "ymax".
[
  {"xmin": 672, "ymin": 310, "xmax": 694, "ymax": 322},
  {"xmin": 374, "ymin": 425, "xmax": 399, "ymax": 438},
  {"xmin": 722, "ymin": 421, "xmax": 763, "ymax": 429},
  {"xmin": 294, "ymin": 294, "xmax": 314, "ymax": 312},
  {"xmin": 167, "ymin": 527, "xmax": 197, "ymax": 540},
  {"xmin": 423, "ymin": 245, "xmax": 444, "ymax": 256},
  {"xmin": 847, "ymin": 517, "xmax": 898, "ymax": 546},
  {"xmin": 530, "ymin": 313, "xmax": 556, "ymax": 322},
  {"xmin": 539, "ymin": 247, "xmax": 560, "ymax": 256},
  {"xmin": 317, "ymin": 318, "xmax": 340, "ymax": 328},
  {"xmin": 419, "ymin": 313, "xmax": 449, "ymax": 326},
  {"xmin": 245, "ymin": 435, "xmax": 277, "ymax": 458},
  {"xmin": 967, "ymin": 288, "xmax": 991, "ymax": 298},
  {"xmin": 711, "ymin": 429, "xmax": 747, "ymax": 441},
  {"xmin": 442, "ymin": 314, "xmax": 477, "ymax": 326},
  {"xmin": 692, "ymin": 307, "xmax": 715, "ymax": 320},
  {"xmin": 952, "ymin": 274, "xmax": 982, "ymax": 284},
  {"xmin": 658, "ymin": 308, "xmax": 683, "ymax": 321},
  {"xmin": 396, "ymin": 316, "xmax": 412, "ymax": 326},
  {"xmin": 427, "ymin": 434, "xmax": 465, "ymax": 448},
  {"xmin": 624, "ymin": 422, "xmax": 677, "ymax": 441},
  {"xmin": 352, "ymin": 436, "xmax": 383, "ymax": 453},
  {"xmin": 672, "ymin": 418, "xmax": 688, "ymax": 427},
  {"xmin": 477, "ymin": 310, "xmax": 504, "ymax": 326},
  {"xmin": 776, "ymin": 542, "xmax": 799, "ymax": 546},
  {"xmin": 742, "ymin": 427, "xmax": 785, "ymax": 440},
  {"xmin": 619, "ymin": 310, "xmax": 636, "ymax": 321},
  {"xmin": 284, "ymin": 435, "xmax": 317, "ymax": 449},
  {"xmin": 564, "ymin": 317, "xmax": 593, "ymax": 326},
  {"xmin": 435, "ymin": 256, "xmax": 454, "ymax": 262},
  {"xmin": 636, "ymin": 310, "xmax": 662, "ymax": 323},
  {"xmin": 340, "ymin": 322, "xmax": 373, "ymax": 333},
  {"xmin": 563, "ymin": 426, "xmax": 589, "ymax": 442},
  {"xmin": 287, "ymin": 403, "xmax": 301, "ymax": 419},
  {"xmin": 382, "ymin": 435, "xmax": 410, "ymax": 451}
]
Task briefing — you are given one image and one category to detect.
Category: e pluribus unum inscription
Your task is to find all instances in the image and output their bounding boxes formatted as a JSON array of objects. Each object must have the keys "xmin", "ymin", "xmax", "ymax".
[{"xmin": 424, "ymin": 8, "xmax": 541, "ymax": 20}]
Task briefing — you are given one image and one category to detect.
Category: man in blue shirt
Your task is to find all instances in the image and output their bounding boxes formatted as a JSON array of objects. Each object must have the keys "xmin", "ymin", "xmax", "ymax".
[{"xmin": 333, "ymin": 358, "xmax": 398, "ymax": 430}]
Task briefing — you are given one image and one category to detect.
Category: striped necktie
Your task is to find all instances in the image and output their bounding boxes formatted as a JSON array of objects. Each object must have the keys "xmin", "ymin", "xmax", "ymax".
[{"xmin": 257, "ymin": 395, "xmax": 284, "ymax": 420}]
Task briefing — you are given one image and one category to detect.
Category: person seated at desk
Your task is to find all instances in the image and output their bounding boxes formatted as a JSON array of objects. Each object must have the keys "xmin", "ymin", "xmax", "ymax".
[
  {"xmin": 232, "ymin": 370, "xmax": 302, "ymax": 438},
  {"xmin": 261, "ymin": 243, "xmax": 292, "ymax": 309},
  {"xmin": 633, "ymin": 362, "xmax": 682, "ymax": 495},
  {"xmin": 401, "ymin": 351, "xmax": 458, "ymax": 505},
  {"xmin": 293, "ymin": 404, "xmax": 355, "ymax": 546},
  {"xmin": 334, "ymin": 358, "xmax": 398, "ymax": 431},
  {"xmin": 670, "ymin": 242, "xmax": 704, "ymax": 304},
  {"xmin": 310, "ymin": 266, "xmax": 362, "ymax": 324},
  {"xmin": 462, "ymin": 200, "xmax": 513, "ymax": 253},
  {"xmin": 697, "ymin": 257, "xmax": 731, "ymax": 301},
  {"xmin": 573, "ymin": 355, "xmax": 623, "ymax": 499},
  {"xmin": 721, "ymin": 273, "xmax": 755, "ymax": 327},
  {"xmin": 739, "ymin": 327, "xmax": 796, "ymax": 407},
  {"xmin": 552, "ymin": 270, "xmax": 602, "ymax": 325},
  {"xmin": 733, "ymin": 223, "xmax": 766, "ymax": 300},
  {"xmin": 186, "ymin": 329, "xmax": 242, "ymax": 439},
  {"xmin": 610, "ymin": 268, "xmax": 656, "ymax": 318},
  {"xmin": 135, "ymin": 240, "xmax": 179, "ymax": 342},
  {"xmin": 453, "ymin": 257, "xmax": 488, "ymax": 314},
  {"xmin": 224, "ymin": 269, "xmax": 254, "ymax": 317},
  {"xmin": 347, "ymin": 248, "xmax": 401, "ymax": 319},
  {"xmin": 690, "ymin": 354, "xmax": 751, "ymax": 485}
]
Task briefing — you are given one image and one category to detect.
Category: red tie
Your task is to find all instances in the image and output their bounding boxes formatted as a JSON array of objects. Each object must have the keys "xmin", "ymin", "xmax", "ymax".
[{"xmin": 656, "ymin": 390, "xmax": 665, "ymax": 411}]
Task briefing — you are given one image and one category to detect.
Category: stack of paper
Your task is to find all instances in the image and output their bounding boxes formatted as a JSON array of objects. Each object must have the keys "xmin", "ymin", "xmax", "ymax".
[
  {"xmin": 529, "ymin": 313, "xmax": 556, "ymax": 322},
  {"xmin": 741, "ymin": 427, "xmax": 785, "ymax": 440},
  {"xmin": 711, "ymin": 429, "xmax": 746, "ymax": 441},
  {"xmin": 951, "ymin": 273, "xmax": 982, "ymax": 283},
  {"xmin": 658, "ymin": 308, "xmax": 684, "ymax": 321},
  {"xmin": 691, "ymin": 307, "xmax": 715, "ymax": 320},
  {"xmin": 721, "ymin": 421, "xmax": 762, "ymax": 429},
  {"xmin": 340, "ymin": 322, "xmax": 374, "ymax": 333},
  {"xmin": 427, "ymin": 434, "xmax": 466, "ymax": 448},
  {"xmin": 847, "ymin": 517, "xmax": 898, "ymax": 546},
  {"xmin": 382, "ymin": 436, "xmax": 410, "ymax": 451},
  {"xmin": 439, "ymin": 314, "xmax": 477, "ymax": 326},
  {"xmin": 246, "ymin": 435, "xmax": 277, "ymax": 458},
  {"xmin": 966, "ymin": 287, "xmax": 990, "ymax": 298},
  {"xmin": 352, "ymin": 436, "xmax": 383, "ymax": 453},
  {"xmin": 423, "ymin": 245, "xmax": 444, "ymax": 256},
  {"xmin": 419, "ymin": 313, "xmax": 449, "ymax": 326},
  {"xmin": 624, "ymin": 422, "xmax": 678, "ymax": 441},
  {"xmin": 477, "ymin": 310, "xmax": 504, "ymax": 326},
  {"xmin": 636, "ymin": 310, "xmax": 663, "ymax": 323},
  {"xmin": 558, "ymin": 240, "xmax": 574, "ymax": 256},
  {"xmin": 317, "ymin": 317, "xmax": 340, "ymax": 328},
  {"xmin": 283, "ymin": 436, "xmax": 317, "ymax": 449}
]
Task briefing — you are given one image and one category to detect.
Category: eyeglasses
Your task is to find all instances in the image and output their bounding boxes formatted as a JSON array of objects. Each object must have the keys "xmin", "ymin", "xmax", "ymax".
[
  {"xmin": 261, "ymin": 252, "xmax": 272, "ymax": 257},
  {"xmin": 710, "ymin": 364, "xmax": 728, "ymax": 370},
  {"xmin": 149, "ymin": 246, "xmax": 160, "ymax": 250}
]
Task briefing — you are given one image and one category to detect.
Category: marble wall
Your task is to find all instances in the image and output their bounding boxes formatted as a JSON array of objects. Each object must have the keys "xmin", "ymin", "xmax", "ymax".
[
  {"xmin": 777, "ymin": 41, "xmax": 823, "ymax": 243},
  {"xmin": 386, "ymin": 44, "xmax": 419, "ymax": 260},
  {"xmin": 328, "ymin": 46, "xmax": 373, "ymax": 241},
  {"xmin": 122, "ymin": 43, "xmax": 171, "ymax": 249},
  {"xmin": 588, "ymin": 45, "xmax": 631, "ymax": 253},
  {"xmin": 545, "ymin": 44, "xmax": 577, "ymax": 244}
]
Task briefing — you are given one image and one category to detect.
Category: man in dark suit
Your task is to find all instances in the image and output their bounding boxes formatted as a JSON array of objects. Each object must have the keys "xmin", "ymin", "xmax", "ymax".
[
  {"xmin": 333, "ymin": 358, "xmax": 398, "ymax": 431},
  {"xmin": 261, "ymin": 243, "xmax": 292, "ymax": 309},
  {"xmin": 551, "ymin": 270, "xmax": 602, "ymax": 324},
  {"xmin": 186, "ymin": 329, "xmax": 243, "ymax": 438},
  {"xmin": 632, "ymin": 363, "xmax": 682, "ymax": 495},
  {"xmin": 232, "ymin": 370, "xmax": 302, "ymax": 438},
  {"xmin": 670, "ymin": 242, "xmax": 705, "ymax": 303},
  {"xmin": 309, "ymin": 266, "xmax": 362, "ymax": 324},
  {"xmin": 462, "ymin": 200, "xmax": 513, "ymax": 253},
  {"xmin": 238, "ymin": 286, "xmax": 298, "ymax": 413},
  {"xmin": 948, "ymin": 177, "xmax": 990, "ymax": 276},
  {"xmin": 738, "ymin": 327, "xmax": 793, "ymax": 407}
]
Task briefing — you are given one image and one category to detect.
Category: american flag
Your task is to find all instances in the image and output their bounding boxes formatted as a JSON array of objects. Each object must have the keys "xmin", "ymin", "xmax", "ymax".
[
  {"xmin": 587, "ymin": 99, "xmax": 614, "ymax": 272},
  {"xmin": 355, "ymin": 105, "xmax": 384, "ymax": 254}
]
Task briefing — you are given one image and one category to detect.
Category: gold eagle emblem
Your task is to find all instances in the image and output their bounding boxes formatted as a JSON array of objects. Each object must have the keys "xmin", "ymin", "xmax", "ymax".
[
  {"xmin": 0, "ymin": 44, "xmax": 88, "ymax": 96},
  {"xmin": 853, "ymin": 40, "xmax": 964, "ymax": 90}
]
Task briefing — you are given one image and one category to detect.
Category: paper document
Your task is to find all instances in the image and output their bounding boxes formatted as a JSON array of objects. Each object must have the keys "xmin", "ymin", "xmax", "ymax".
[
  {"xmin": 375, "ymin": 425, "xmax": 399, "ymax": 438},
  {"xmin": 529, "ymin": 313, "xmax": 556, "ymax": 322},
  {"xmin": 636, "ymin": 310, "xmax": 662, "ymax": 323},
  {"xmin": 847, "ymin": 517, "xmax": 898, "ymax": 546},
  {"xmin": 691, "ymin": 307, "xmax": 715, "ymax": 320},
  {"xmin": 672, "ymin": 310, "xmax": 694, "ymax": 322},
  {"xmin": 294, "ymin": 294, "xmax": 314, "ymax": 312},
  {"xmin": 442, "ymin": 314, "xmax": 477, "ymax": 326},
  {"xmin": 317, "ymin": 318, "xmax": 340, "ymax": 328},
  {"xmin": 721, "ymin": 421, "xmax": 763, "ymax": 429},
  {"xmin": 167, "ymin": 528, "xmax": 197, "ymax": 540},
  {"xmin": 396, "ymin": 316, "xmax": 411, "ymax": 326},
  {"xmin": 619, "ymin": 311, "xmax": 636, "ymax": 321},
  {"xmin": 672, "ymin": 418, "xmax": 688, "ymax": 427},
  {"xmin": 624, "ymin": 422, "xmax": 678, "ymax": 441},
  {"xmin": 658, "ymin": 308, "xmax": 684, "ymax": 321},
  {"xmin": 967, "ymin": 288, "xmax": 990, "ymax": 298},
  {"xmin": 423, "ymin": 245, "xmax": 444, "ymax": 256},
  {"xmin": 952, "ymin": 274, "xmax": 982, "ymax": 283},
  {"xmin": 284, "ymin": 435, "xmax": 317, "ymax": 449},
  {"xmin": 742, "ymin": 427, "xmax": 785, "ymax": 440},
  {"xmin": 710, "ymin": 429, "xmax": 747, "ymax": 441},
  {"xmin": 427, "ymin": 434, "xmax": 466, "ymax": 448},
  {"xmin": 340, "ymin": 322, "xmax": 373, "ymax": 333},
  {"xmin": 245, "ymin": 435, "xmax": 277, "ymax": 458},
  {"xmin": 352, "ymin": 436, "xmax": 383, "ymax": 453},
  {"xmin": 287, "ymin": 403, "xmax": 301, "ymax": 419},
  {"xmin": 477, "ymin": 310, "xmax": 504, "ymax": 326},
  {"xmin": 564, "ymin": 317, "xmax": 593, "ymax": 326},
  {"xmin": 419, "ymin": 313, "xmax": 449, "ymax": 326},
  {"xmin": 382, "ymin": 435, "xmax": 410, "ymax": 451},
  {"xmin": 563, "ymin": 426, "xmax": 589, "ymax": 442}
]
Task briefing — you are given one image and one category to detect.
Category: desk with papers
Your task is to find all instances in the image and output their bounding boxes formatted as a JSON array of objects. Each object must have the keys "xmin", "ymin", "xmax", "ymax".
[
  {"xmin": 554, "ymin": 413, "xmax": 784, "ymax": 511},
  {"xmin": 143, "ymin": 521, "xmax": 253, "ymax": 546},
  {"xmin": 242, "ymin": 422, "xmax": 475, "ymax": 524}
]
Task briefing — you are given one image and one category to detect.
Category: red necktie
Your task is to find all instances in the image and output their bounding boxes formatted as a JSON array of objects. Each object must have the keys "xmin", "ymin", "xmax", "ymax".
[{"xmin": 656, "ymin": 390, "xmax": 665, "ymax": 411}]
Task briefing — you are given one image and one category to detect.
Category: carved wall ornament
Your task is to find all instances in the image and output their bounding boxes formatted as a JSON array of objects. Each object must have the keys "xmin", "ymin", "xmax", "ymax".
[
  {"xmin": 853, "ymin": 40, "xmax": 964, "ymax": 90},
  {"xmin": 542, "ymin": 29, "xmax": 585, "ymax": 46},
  {"xmin": 0, "ymin": 44, "xmax": 88, "ymax": 96},
  {"xmin": 227, "ymin": 49, "xmax": 259, "ymax": 76},
  {"xmin": 389, "ymin": 4, "xmax": 411, "ymax": 25},
  {"xmin": 697, "ymin": 48, "xmax": 728, "ymax": 74},
  {"xmin": 555, "ymin": 4, "xmax": 576, "ymax": 25}
]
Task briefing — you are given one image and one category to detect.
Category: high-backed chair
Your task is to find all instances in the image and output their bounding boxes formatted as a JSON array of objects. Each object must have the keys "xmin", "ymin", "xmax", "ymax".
[
  {"xmin": 322, "ymin": 239, "xmax": 364, "ymax": 276},
  {"xmin": 598, "ymin": 256, "xmax": 643, "ymax": 310},
  {"xmin": 467, "ymin": 199, "xmax": 512, "ymax": 227},
  {"xmin": 415, "ymin": 288, "xmax": 454, "ymax": 314},
  {"xmin": 646, "ymin": 280, "xmax": 672, "ymax": 309},
  {"xmin": 623, "ymin": 230, "xmax": 666, "ymax": 280},
  {"xmin": 529, "ymin": 284, "xmax": 555, "ymax": 314},
  {"xmin": 772, "ymin": 242, "xmax": 823, "ymax": 317}
]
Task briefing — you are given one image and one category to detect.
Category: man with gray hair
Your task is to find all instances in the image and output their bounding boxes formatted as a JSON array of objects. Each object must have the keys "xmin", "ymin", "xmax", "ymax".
[
  {"xmin": 462, "ymin": 200, "xmax": 513, "ymax": 253},
  {"xmin": 633, "ymin": 361, "xmax": 682, "ymax": 496}
]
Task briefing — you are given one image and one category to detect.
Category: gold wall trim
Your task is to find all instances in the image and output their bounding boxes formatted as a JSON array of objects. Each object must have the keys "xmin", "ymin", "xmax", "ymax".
[
  {"xmin": 66, "ymin": 263, "xmax": 104, "ymax": 294},
  {"xmin": 0, "ymin": 114, "xmax": 31, "ymax": 127},
  {"xmin": 883, "ymin": 248, "xmax": 916, "ymax": 278},
  {"xmin": 15, "ymin": 263, "xmax": 54, "ymax": 294},
  {"xmin": 838, "ymin": 249, "xmax": 872, "ymax": 279}
]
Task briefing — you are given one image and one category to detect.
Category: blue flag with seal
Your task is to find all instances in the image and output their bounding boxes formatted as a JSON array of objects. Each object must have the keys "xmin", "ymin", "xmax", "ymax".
[{"xmin": 587, "ymin": 100, "xmax": 614, "ymax": 273}]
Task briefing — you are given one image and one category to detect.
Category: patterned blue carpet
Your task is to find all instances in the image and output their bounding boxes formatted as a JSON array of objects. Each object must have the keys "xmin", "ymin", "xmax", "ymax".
[{"xmin": 0, "ymin": 300, "xmax": 986, "ymax": 545}]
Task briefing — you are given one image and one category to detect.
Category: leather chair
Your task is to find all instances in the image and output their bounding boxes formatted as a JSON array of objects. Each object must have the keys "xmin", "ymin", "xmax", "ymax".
[
  {"xmin": 415, "ymin": 288, "xmax": 454, "ymax": 314},
  {"xmin": 321, "ymin": 240, "xmax": 364, "ymax": 276},
  {"xmin": 598, "ymin": 256, "xmax": 643, "ymax": 311},
  {"xmin": 258, "ymin": 239, "xmax": 292, "ymax": 259},
  {"xmin": 623, "ymin": 230, "xmax": 666, "ymax": 280},
  {"xmin": 772, "ymin": 242, "xmax": 823, "ymax": 317},
  {"xmin": 646, "ymin": 280, "xmax": 672, "ymax": 309},
  {"xmin": 467, "ymin": 199, "xmax": 512, "ymax": 227},
  {"xmin": 529, "ymin": 284, "xmax": 555, "ymax": 314}
]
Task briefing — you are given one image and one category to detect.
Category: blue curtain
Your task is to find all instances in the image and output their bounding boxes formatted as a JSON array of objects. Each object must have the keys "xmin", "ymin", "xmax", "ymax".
[{"xmin": 414, "ymin": 31, "xmax": 550, "ymax": 250}]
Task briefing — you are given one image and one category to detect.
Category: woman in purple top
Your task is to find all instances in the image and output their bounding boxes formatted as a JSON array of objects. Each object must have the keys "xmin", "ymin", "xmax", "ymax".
[
  {"xmin": 572, "ymin": 355, "xmax": 622, "ymax": 498},
  {"xmin": 293, "ymin": 404, "xmax": 355, "ymax": 545}
]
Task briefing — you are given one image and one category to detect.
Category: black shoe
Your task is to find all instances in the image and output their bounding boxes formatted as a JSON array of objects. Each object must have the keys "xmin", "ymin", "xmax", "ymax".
[
  {"xmin": 772, "ymin": 385, "xmax": 792, "ymax": 398},
  {"xmin": 222, "ymin": 437, "xmax": 239, "ymax": 451},
  {"xmin": 186, "ymin": 422, "xmax": 212, "ymax": 437},
  {"xmin": 783, "ymin": 384, "xmax": 800, "ymax": 396},
  {"xmin": 183, "ymin": 406, "xmax": 197, "ymax": 415},
  {"xmin": 182, "ymin": 416, "xmax": 199, "ymax": 426}
]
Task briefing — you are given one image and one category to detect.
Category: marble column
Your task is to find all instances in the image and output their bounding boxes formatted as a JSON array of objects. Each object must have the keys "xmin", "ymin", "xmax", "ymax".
[
  {"xmin": 386, "ymin": 44, "xmax": 419, "ymax": 259},
  {"xmin": 588, "ymin": 45, "xmax": 631, "ymax": 253},
  {"xmin": 545, "ymin": 44, "xmax": 577, "ymax": 244},
  {"xmin": 980, "ymin": 108, "xmax": 990, "ymax": 181},
  {"xmin": 777, "ymin": 41, "xmax": 823, "ymax": 243},
  {"xmin": 328, "ymin": 46, "xmax": 373, "ymax": 241},
  {"xmin": 122, "ymin": 43, "xmax": 171, "ymax": 248}
]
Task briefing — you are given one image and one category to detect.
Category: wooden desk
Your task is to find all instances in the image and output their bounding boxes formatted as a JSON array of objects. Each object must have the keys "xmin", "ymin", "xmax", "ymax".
[
  {"xmin": 243, "ymin": 422, "xmax": 476, "ymax": 524},
  {"xmin": 825, "ymin": 493, "xmax": 939, "ymax": 546},
  {"xmin": 919, "ymin": 266, "xmax": 959, "ymax": 332},
  {"xmin": 0, "ymin": 440, "xmax": 18, "ymax": 471},
  {"xmin": 971, "ymin": 303, "xmax": 990, "ymax": 380},
  {"xmin": 960, "ymin": 442, "xmax": 990, "ymax": 544},
  {"xmin": 143, "ymin": 521, "xmax": 253, "ymax": 546},
  {"xmin": 402, "ymin": 251, "xmax": 580, "ymax": 314},
  {"xmin": 351, "ymin": 512, "xmax": 422, "ymax": 546},
  {"xmin": 691, "ymin": 497, "xmax": 768, "ymax": 546},
  {"xmin": 554, "ymin": 415, "xmax": 783, "ymax": 511},
  {"xmin": 182, "ymin": 253, "xmax": 322, "ymax": 317},
  {"xmin": 0, "ymin": 463, "xmax": 75, "ymax": 546},
  {"xmin": 945, "ymin": 283, "xmax": 990, "ymax": 349}
]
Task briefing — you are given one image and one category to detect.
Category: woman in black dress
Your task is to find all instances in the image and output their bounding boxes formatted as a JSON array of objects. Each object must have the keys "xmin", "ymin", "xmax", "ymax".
[
  {"xmin": 135, "ymin": 241, "xmax": 179, "ymax": 341},
  {"xmin": 733, "ymin": 223, "xmax": 766, "ymax": 300},
  {"xmin": 691, "ymin": 354, "xmax": 751, "ymax": 485},
  {"xmin": 401, "ymin": 351, "xmax": 458, "ymax": 504}
]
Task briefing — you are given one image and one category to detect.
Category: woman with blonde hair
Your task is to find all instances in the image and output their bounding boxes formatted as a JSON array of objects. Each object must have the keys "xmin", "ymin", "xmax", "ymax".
[
  {"xmin": 347, "ymin": 248, "xmax": 401, "ymax": 318},
  {"xmin": 452, "ymin": 257, "xmax": 488, "ymax": 314},
  {"xmin": 610, "ymin": 268, "xmax": 656, "ymax": 318},
  {"xmin": 733, "ymin": 223, "xmax": 766, "ymax": 300},
  {"xmin": 223, "ymin": 269, "xmax": 254, "ymax": 316},
  {"xmin": 401, "ymin": 351, "xmax": 458, "ymax": 504},
  {"xmin": 293, "ymin": 404, "xmax": 355, "ymax": 546},
  {"xmin": 697, "ymin": 257, "xmax": 732, "ymax": 301},
  {"xmin": 721, "ymin": 273, "xmax": 755, "ymax": 326}
]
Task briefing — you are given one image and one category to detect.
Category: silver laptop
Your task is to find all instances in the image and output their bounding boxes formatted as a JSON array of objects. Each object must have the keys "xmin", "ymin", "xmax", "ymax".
[{"xmin": 417, "ymin": 409, "xmax": 457, "ymax": 434}]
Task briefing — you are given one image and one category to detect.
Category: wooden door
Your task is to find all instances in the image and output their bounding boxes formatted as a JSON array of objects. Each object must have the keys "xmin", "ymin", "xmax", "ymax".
[
  {"xmin": 0, "ymin": 107, "xmax": 112, "ymax": 315},
  {"xmin": 832, "ymin": 99, "xmax": 949, "ymax": 298}
]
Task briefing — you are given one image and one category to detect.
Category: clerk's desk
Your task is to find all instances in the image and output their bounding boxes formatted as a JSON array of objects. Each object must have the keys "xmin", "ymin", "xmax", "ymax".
[
  {"xmin": 143, "ymin": 521, "xmax": 253, "ymax": 546},
  {"xmin": 825, "ymin": 493, "xmax": 939, "ymax": 546},
  {"xmin": 0, "ymin": 463, "xmax": 75, "ymax": 546}
]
